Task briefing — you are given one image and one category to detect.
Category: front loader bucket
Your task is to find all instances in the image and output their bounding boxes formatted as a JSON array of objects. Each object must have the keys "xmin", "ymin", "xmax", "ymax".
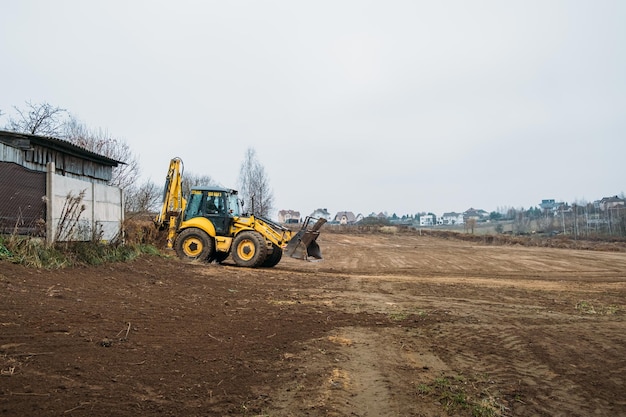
[{"xmin": 285, "ymin": 217, "xmax": 327, "ymax": 261}]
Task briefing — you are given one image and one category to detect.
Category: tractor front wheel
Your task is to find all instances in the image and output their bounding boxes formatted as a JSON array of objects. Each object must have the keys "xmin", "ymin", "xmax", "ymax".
[
  {"xmin": 174, "ymin": 228, "xmax": 214, "ymax": 261},
  {"xmin": 232, "ymin": 231, "xmax": 268, "ymax": 268}
]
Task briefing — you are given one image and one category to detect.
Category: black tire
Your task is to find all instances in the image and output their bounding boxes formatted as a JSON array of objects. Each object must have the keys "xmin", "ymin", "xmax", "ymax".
[
  {"xmin": 174, "ymin": 228, "xmax": 214, "ymax": 261},
  {"xmin": 261, "ymin": 244, "xmax": 283, "ymax": 268},
  {"xmin": 231, "ymin": 231, "xmax": 268, "ymax": 268}
]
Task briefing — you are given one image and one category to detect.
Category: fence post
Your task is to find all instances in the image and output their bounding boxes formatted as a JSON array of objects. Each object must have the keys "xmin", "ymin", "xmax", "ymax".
[
  {"xmin": 92, "ymin": 181, "xmax": 96, "ymax": 240},
  {"xmin": 46, "ymin": 161, "xmax": 55, "ymax": 245}
]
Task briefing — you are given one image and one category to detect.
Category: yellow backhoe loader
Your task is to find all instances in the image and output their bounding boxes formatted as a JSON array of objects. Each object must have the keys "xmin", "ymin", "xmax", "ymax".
[{"xmin": 154, "ymin": 157, "xmax": 326, "ymax": 268}]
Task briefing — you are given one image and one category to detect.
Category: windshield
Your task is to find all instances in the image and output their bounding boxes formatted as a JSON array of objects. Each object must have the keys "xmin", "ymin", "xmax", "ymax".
[{"xmin": 184, "ymin": 190, "xmax": 204, "ymax": 218}]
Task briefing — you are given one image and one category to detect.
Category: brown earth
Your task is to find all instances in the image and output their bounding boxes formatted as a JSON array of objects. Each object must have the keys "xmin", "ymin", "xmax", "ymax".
[{"xmin": 1, "ymin": 232, "xmax": 625, "ymax": 416}]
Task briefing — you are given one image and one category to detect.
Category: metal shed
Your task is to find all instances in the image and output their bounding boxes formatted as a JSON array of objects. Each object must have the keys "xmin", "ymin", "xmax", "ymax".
[{"xmin": 0, "ymin": 130, "xmax": 124, "ymax": 242}]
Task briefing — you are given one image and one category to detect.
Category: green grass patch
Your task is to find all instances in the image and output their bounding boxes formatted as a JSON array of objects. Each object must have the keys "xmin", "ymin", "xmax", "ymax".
[
  {"xmin": 0, "ymin": 235, "xmax": 160, "ymax": 269},
  {"xmin": 387, "ymin": 308, "xmax": 428, "ymax": 322},
  {"xmin": 417, "ymin": 373, "xmax": 505, "ymax": 417},
  {"xmin": 388, "ymin": 311, "xmax": 409, "ymax": 321},
  {"xmin": 576, "ymin": 300, "xmax": 623, "ymax": 315}
]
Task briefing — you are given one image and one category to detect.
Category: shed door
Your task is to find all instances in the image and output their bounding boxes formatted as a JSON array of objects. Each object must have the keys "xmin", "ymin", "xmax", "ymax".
[{"xmin": 0, "ymin": 162, "xmax": 46, "ymax": 235}]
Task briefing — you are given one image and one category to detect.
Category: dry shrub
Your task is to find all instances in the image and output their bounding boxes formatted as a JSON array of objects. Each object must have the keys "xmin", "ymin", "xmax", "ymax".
[
  {"xmin": 379, "ymin": 226, "xmax": 399, "ymax": 234},
  {"xmin": 420, "ymin": 229, "xmax": 626, "ymax": 252},
  {"xmin": 324, "ymin": 224, "xmax": 413, "ymax": 235},
  {"xmin": 323, "ymin": 226, "xmax": 626, "ymax": 252},
  {"xmin": 123, "ymin": 219, "xmax": 165, "ymax": 246}
]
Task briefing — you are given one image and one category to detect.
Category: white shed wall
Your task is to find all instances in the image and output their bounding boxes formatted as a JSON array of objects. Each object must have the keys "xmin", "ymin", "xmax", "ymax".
[{"xmin": 46, "ymin": 162, "xmax": 123, "ymax": 243}]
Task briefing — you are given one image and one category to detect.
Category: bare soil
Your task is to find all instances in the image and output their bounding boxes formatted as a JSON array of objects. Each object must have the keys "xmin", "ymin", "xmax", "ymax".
[{"xmin": 1, "ymin": 232, "xmax": 625, "ymax": 416}]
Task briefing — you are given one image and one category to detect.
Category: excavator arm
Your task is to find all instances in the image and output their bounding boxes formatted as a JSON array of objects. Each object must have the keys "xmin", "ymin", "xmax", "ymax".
[{"xmin": 154, "ymin": 157, "xmax": 185, "ymax": 248}]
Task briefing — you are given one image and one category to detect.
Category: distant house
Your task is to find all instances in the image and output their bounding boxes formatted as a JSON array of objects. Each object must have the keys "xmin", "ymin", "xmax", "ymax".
[
  {"xmin": 539, "ymin": 199, "xmax": 565, "ymax": 215},
  {"xmin": 419, "ymin": 214, "xmax": 435, "ymax": 226},
  {"xmin": 0, "ymin": 130, "xmax": 123, "ymax": 242},
  {"xmin": 596, "ymin": 195, "xmax": 625, "ymax": 211},
  {"xmin": 463, "ymin": 208, "xmax": 488, "ymax": 222},
  {"xmin": 539, "ymin": 199, "xmax": 557, "ymax": 210},
  {"xmin": 441, "ymin": 212, "xmax": 464, "ymax": 225},
  {"xmin": 333, "ymin": 211, "xmax": 357, "ymax": 225},
  {"xmin": 278, "ymin": 209, "xmax": 300, "ymax": 224},
  {"xmin": 310, "ymin": 208, "xmax": 332, "ymax": 221},
  {"xmin": 551, "ymin": 202, "xmax": 572, "ymax": 215}
]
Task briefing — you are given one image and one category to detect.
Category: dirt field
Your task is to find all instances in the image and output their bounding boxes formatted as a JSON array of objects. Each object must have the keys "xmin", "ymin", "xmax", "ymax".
[{"xmin": 1, "ymin": 232, "xmax": 625, "ymax": 416}]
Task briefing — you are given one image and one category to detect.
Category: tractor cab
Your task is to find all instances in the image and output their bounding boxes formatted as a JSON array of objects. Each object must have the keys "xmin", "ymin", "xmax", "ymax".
[{"xmin": 183, "ymin": 187, "xmax": 241, "ymax": 235}]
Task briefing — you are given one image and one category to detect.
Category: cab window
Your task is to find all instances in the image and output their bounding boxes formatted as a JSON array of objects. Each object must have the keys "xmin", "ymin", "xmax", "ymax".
[
  {"xmin": 206, "ymin": 191, "xmax": 225, "ymax": 215},
  {"xmin": 185, "ymin": 191, "xmax": 204, "ymax": 218}
]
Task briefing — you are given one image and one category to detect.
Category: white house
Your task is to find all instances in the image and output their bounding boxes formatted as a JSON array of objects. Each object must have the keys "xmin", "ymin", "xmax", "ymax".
[
  {"xmin": 419, "ymin": 214, "xmax": 435, "ymax": 226},
  {"xmin": 441, "ymin": 212, "xmax": 464, "ymax": 225}
]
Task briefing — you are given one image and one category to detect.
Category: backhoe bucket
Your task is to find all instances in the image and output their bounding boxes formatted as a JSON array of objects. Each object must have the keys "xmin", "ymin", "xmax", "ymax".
[{"xmin": 285, "ymin": 217, "xmax": 327, "ymax": 261}]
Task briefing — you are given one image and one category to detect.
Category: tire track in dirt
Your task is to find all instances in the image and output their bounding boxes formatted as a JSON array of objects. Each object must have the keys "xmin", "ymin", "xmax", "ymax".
[
  {"xmin": 311, "ymin": 328, "xmax": 399, "ymax": 417},
  {"xmin": 426, "ymin": 308, "xmax": 626, "ymax": 416},
  {"xmin": 270, "ymin": 326, "xmax": 449, "ymax": 417},
  {"xmin": 314, "ymin": 234, "xmax": 626, "ymax": 277},
  {"xmin": 265, "ymin": 267, "xmax": 455, "ymax": 417}
]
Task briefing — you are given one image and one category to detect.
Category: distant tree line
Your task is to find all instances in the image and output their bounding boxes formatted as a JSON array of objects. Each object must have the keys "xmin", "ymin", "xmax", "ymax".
[{"xmin": 492, "ymin": 202, "xmax": 626, "ymax": 238}]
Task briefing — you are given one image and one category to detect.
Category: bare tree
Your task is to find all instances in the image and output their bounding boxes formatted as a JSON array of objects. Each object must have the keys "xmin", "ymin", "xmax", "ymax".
[
  {"xmin": 6, "ymin": 101, "xmax": 68, "ymax": 136},
  {"xmin": 465, "ymin": 218, "xmax": 477, "ymax": 234},
  {"xmin": 237, "ymin": 148, "xmax": 274, "ymax": 217},
  {"xmin": 4, "ymin": 103, "xmax": 140, "ymax": 191},
  {"xmin": 181, "ymin": 172, "xmax": 216, "ymax": 197},
  {"xmin": 125, "ymin": 181, "xmax": 162, "ymax": 215},
  {"xmin": 63, "ymin": 116, "xmax": 140, "ymax": 190}
]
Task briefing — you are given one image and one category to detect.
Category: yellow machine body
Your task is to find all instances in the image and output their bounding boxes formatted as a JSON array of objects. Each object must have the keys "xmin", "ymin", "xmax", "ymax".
[{"xmin": 154, "ymin": 158, "xmax": 325, "ymax": 268}]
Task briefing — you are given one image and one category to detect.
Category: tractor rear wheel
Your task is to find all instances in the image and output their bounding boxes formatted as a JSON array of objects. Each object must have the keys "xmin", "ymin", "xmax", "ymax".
[
  {"xmin": 174, "ymin": 228, "xmax": 214, "ymax": 261},
  {"xmin": 232, "ymin": 231, "xmax": 268, "ymax": 267}
]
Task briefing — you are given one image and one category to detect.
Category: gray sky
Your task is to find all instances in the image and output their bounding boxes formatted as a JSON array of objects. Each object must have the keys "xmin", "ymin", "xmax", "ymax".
[{"xmin": 1, "ymin": 1, "xmax": 624, "ymax": 218}]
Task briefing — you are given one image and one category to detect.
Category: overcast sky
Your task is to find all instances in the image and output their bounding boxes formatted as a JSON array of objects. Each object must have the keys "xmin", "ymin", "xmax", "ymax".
[{"xmin": 1, "ymin": 1, "xmax": 624, "ymax": 218}]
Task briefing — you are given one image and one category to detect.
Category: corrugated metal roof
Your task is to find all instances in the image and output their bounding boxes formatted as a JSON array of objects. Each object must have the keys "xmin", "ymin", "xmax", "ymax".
[{"xmin": 0, "ymin": 130, "xmax": 123, "ymax": 166}]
